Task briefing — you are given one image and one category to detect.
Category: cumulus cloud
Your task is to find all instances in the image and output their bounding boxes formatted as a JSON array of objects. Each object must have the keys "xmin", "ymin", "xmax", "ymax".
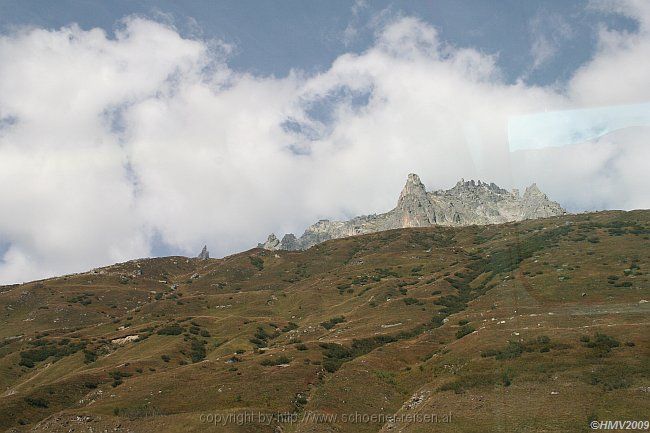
[
  {"xmin": 0, "ymin": 6, "xmax": 648, "ymax": 283},
  {"xmin": 571, "ymin": 1, "xmax": 650, "ymax": 105}
]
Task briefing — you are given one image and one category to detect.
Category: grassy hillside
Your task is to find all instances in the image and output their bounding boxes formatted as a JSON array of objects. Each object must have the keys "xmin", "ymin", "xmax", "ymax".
[{"xmin": 0, "ymin": 210, "xmax": 648, "ymax": 432}]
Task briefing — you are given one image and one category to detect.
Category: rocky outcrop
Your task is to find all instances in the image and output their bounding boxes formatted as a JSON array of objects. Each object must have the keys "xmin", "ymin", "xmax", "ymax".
[
  {"xmin": 258, "ymin": 234, "xmax": 281, "ymax": 250},
  {"xmin": 197, "ymin": 245, "xmax": 210, "ymax": 260},
  {"xmin": 279, "ymin": 233, "xmax": 299, "ymax": 250},
  {"xmin": 261, "ymin": 174, "xmax": 565, "ymax": 251},
  {"xmin": 521, "ymin": 183, "xmax": 564, "ymax": 219}
]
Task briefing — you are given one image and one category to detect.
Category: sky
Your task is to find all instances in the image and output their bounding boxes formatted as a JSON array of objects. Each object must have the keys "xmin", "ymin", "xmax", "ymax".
[{"xmin": 0, "ymin": 0, "xmax": 649, "ymax": 284}]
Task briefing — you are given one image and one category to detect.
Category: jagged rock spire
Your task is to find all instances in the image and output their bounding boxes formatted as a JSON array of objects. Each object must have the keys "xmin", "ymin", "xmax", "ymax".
[
  {"xmin": 197, "ymin": 245, "xmax": 210, "ymax": 260},
  {"xmin": 398, "ymin": 173, "xmax": 427, "ymax": 201},
  {"xmin": 396, "ymin": 173, "xmax": 436, "ymax": 227}
]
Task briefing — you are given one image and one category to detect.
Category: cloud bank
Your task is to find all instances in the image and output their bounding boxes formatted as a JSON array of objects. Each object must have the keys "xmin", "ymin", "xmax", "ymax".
[{"xmin": 1, "ymin": 2, "xmax": 649, "ymax": 283}]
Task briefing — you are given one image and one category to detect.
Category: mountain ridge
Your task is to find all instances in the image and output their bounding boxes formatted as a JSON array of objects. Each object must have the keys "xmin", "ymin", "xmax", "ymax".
[{"xmin": 260, "ymin": 174, "xmax": 565, "ymax": 251}]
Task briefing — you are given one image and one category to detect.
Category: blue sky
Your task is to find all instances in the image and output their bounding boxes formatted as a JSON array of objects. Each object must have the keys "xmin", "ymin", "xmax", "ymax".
[
  {"xmin": 0, "ymin": 0, "xmax": 638, "ymax": 85},
  {"xmin": 0, "ymin": 0, "xmax": 649, "ymax": 283}
]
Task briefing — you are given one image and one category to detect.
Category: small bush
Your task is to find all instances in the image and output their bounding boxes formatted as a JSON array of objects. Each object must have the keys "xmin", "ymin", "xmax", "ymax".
[
  {"xmin": 295, "ymin": 394, "xmax": 308, "ymax": 405},
  {"xmin": 322, "ymin": 358, "xmax": 342, "ymax": 373},
  {"xmin": 157, "ymin": 325, "xmax": 183, "ymax": 336},
  {"xmin": 249, "ymin": 256, "xmax": 264, "ymax": 271},
  {"xmin": 583, "ymin": 333, "xmax": 620, "ymax": 356},
  {"xmin": 190, "ymin": 339, "xmax": 207, "ymax": 363},
  {"xmin": 260, "ymin": 355, "xmax": 291, "ymax": 366},
  {"xmin": 83, "ymin": 349, "xmax": 97, "ymax": 364},
  {"xmin": 19, "ymin": 358, "xmax": 35, "ymax": 368},
  {"xmin": 588, "ymin": 365, "xmax": 634, "ymax": 391},
  {"xmin": 455, "ymin": 325, "xmax": 475, "ymax": 339},
  {"xmin": 502, "ymin": 371, "xmax": 512, "ymax": 387},
  {"xmin": 249, "ymin": 337, "xmax": 266, "ymax": 348},
  {"xmin": 320, "ymin": 316, "xmax": 346, "ymax": 330},
  {"xmin": 25, "ymin": 397, "xmax": 49, "ymax": 408},
  {"xmin": 282, "ymin": 322, "xmax": 298, "ymax": 332}
]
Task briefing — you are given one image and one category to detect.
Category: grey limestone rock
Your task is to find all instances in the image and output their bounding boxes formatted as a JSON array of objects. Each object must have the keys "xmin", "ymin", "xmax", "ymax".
[
  {"xmin": 258, "ymin": 234, "xmax": 281, "ymax": 250},
  {"xmin": 197, "ymin": 245, "xmax": 210, "ymax": 260},
  {"xmin": 280, "ymin": 234, "xmax": 299, "ymax": 250},
  {"xmin": 260, "ymin": 174, "xmax": 565, "ymax": 251}
]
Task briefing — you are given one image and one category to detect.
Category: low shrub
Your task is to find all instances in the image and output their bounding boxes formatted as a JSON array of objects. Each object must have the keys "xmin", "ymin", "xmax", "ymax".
[
  {"xmin": 582, "ymin": 333, "xmax": 620, "ymax": 356},
  {"xmin": 320, "ymin": 316, "xmax": 346, "ymax": 330},
  {"xmin": 260, "ymin": 355, "xmax": 291, "ymax": 366},
  {"xmin": 25, "ymin": 397, "xmax": 48, "ymax": 408},
  {"xmin": 455, "ymin": 325, "xmax": 475, "ymax": 339},
  {"xmin": 157, "ymin": 325, "xmax": 183, "ymax": 336},
  {"xmin": 249, "ymin": 256, "xmax": 264, "ymax": 271}
]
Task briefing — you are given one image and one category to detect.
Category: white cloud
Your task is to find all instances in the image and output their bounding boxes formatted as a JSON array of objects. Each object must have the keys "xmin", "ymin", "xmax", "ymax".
[
  {"xmin": 0, "ymin": 18, "xmax": 206, "ymax": 282},
  {"xmin": 342, "ymin": 0, "xmax": 369, "ymax": 46},
  {"xmin": 570, "ymin": 2, "xmax": 650, "ymax": 105},
  {"xmin": 0, "ymin": 7, "xmax": 649, "ymax": 283},
  {"xmin": 528, "ymin": 12, "xmax": 575, "ymax": 72},
  {"xmin": 511, "ymin": 126, "xmax": 650, "ymax": 212}
]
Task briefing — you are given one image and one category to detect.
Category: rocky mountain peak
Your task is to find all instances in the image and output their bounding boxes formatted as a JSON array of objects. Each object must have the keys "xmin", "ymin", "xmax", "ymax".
[
  {"xmin": 448, "ymin": 178, "xmax": 508, "ymax": 195},
  {"xmin": 524, "ymin": 183, "xmax": 543, "ymax": 197},
  {"xmin": 260, "ymin": 173, "xmax": 566, "ymax": 251},
  {"xmin": 398, "ymin": 174, "xmax": 427, "ymax": 204},
  {"xmin": 280, "ymin": 234, "xmax": 299, "ymax": 250},
  {"xmin": 197, "ymin": 245, "xmax": 210, "ymax": 260},
  {"xmin": 258, "ymin": 233, "xmax": 281, "ymax": 250},
  {"xmin": 396, "ymin": 173, "xmax": 435, "ymax": 227},
  {"xmin": 521, "ymin": 182, "xmax": 563, "ymax": 219},
  {"xmin": 402, "ymin": 172, "xmax": 426, "ymax": 190}
]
